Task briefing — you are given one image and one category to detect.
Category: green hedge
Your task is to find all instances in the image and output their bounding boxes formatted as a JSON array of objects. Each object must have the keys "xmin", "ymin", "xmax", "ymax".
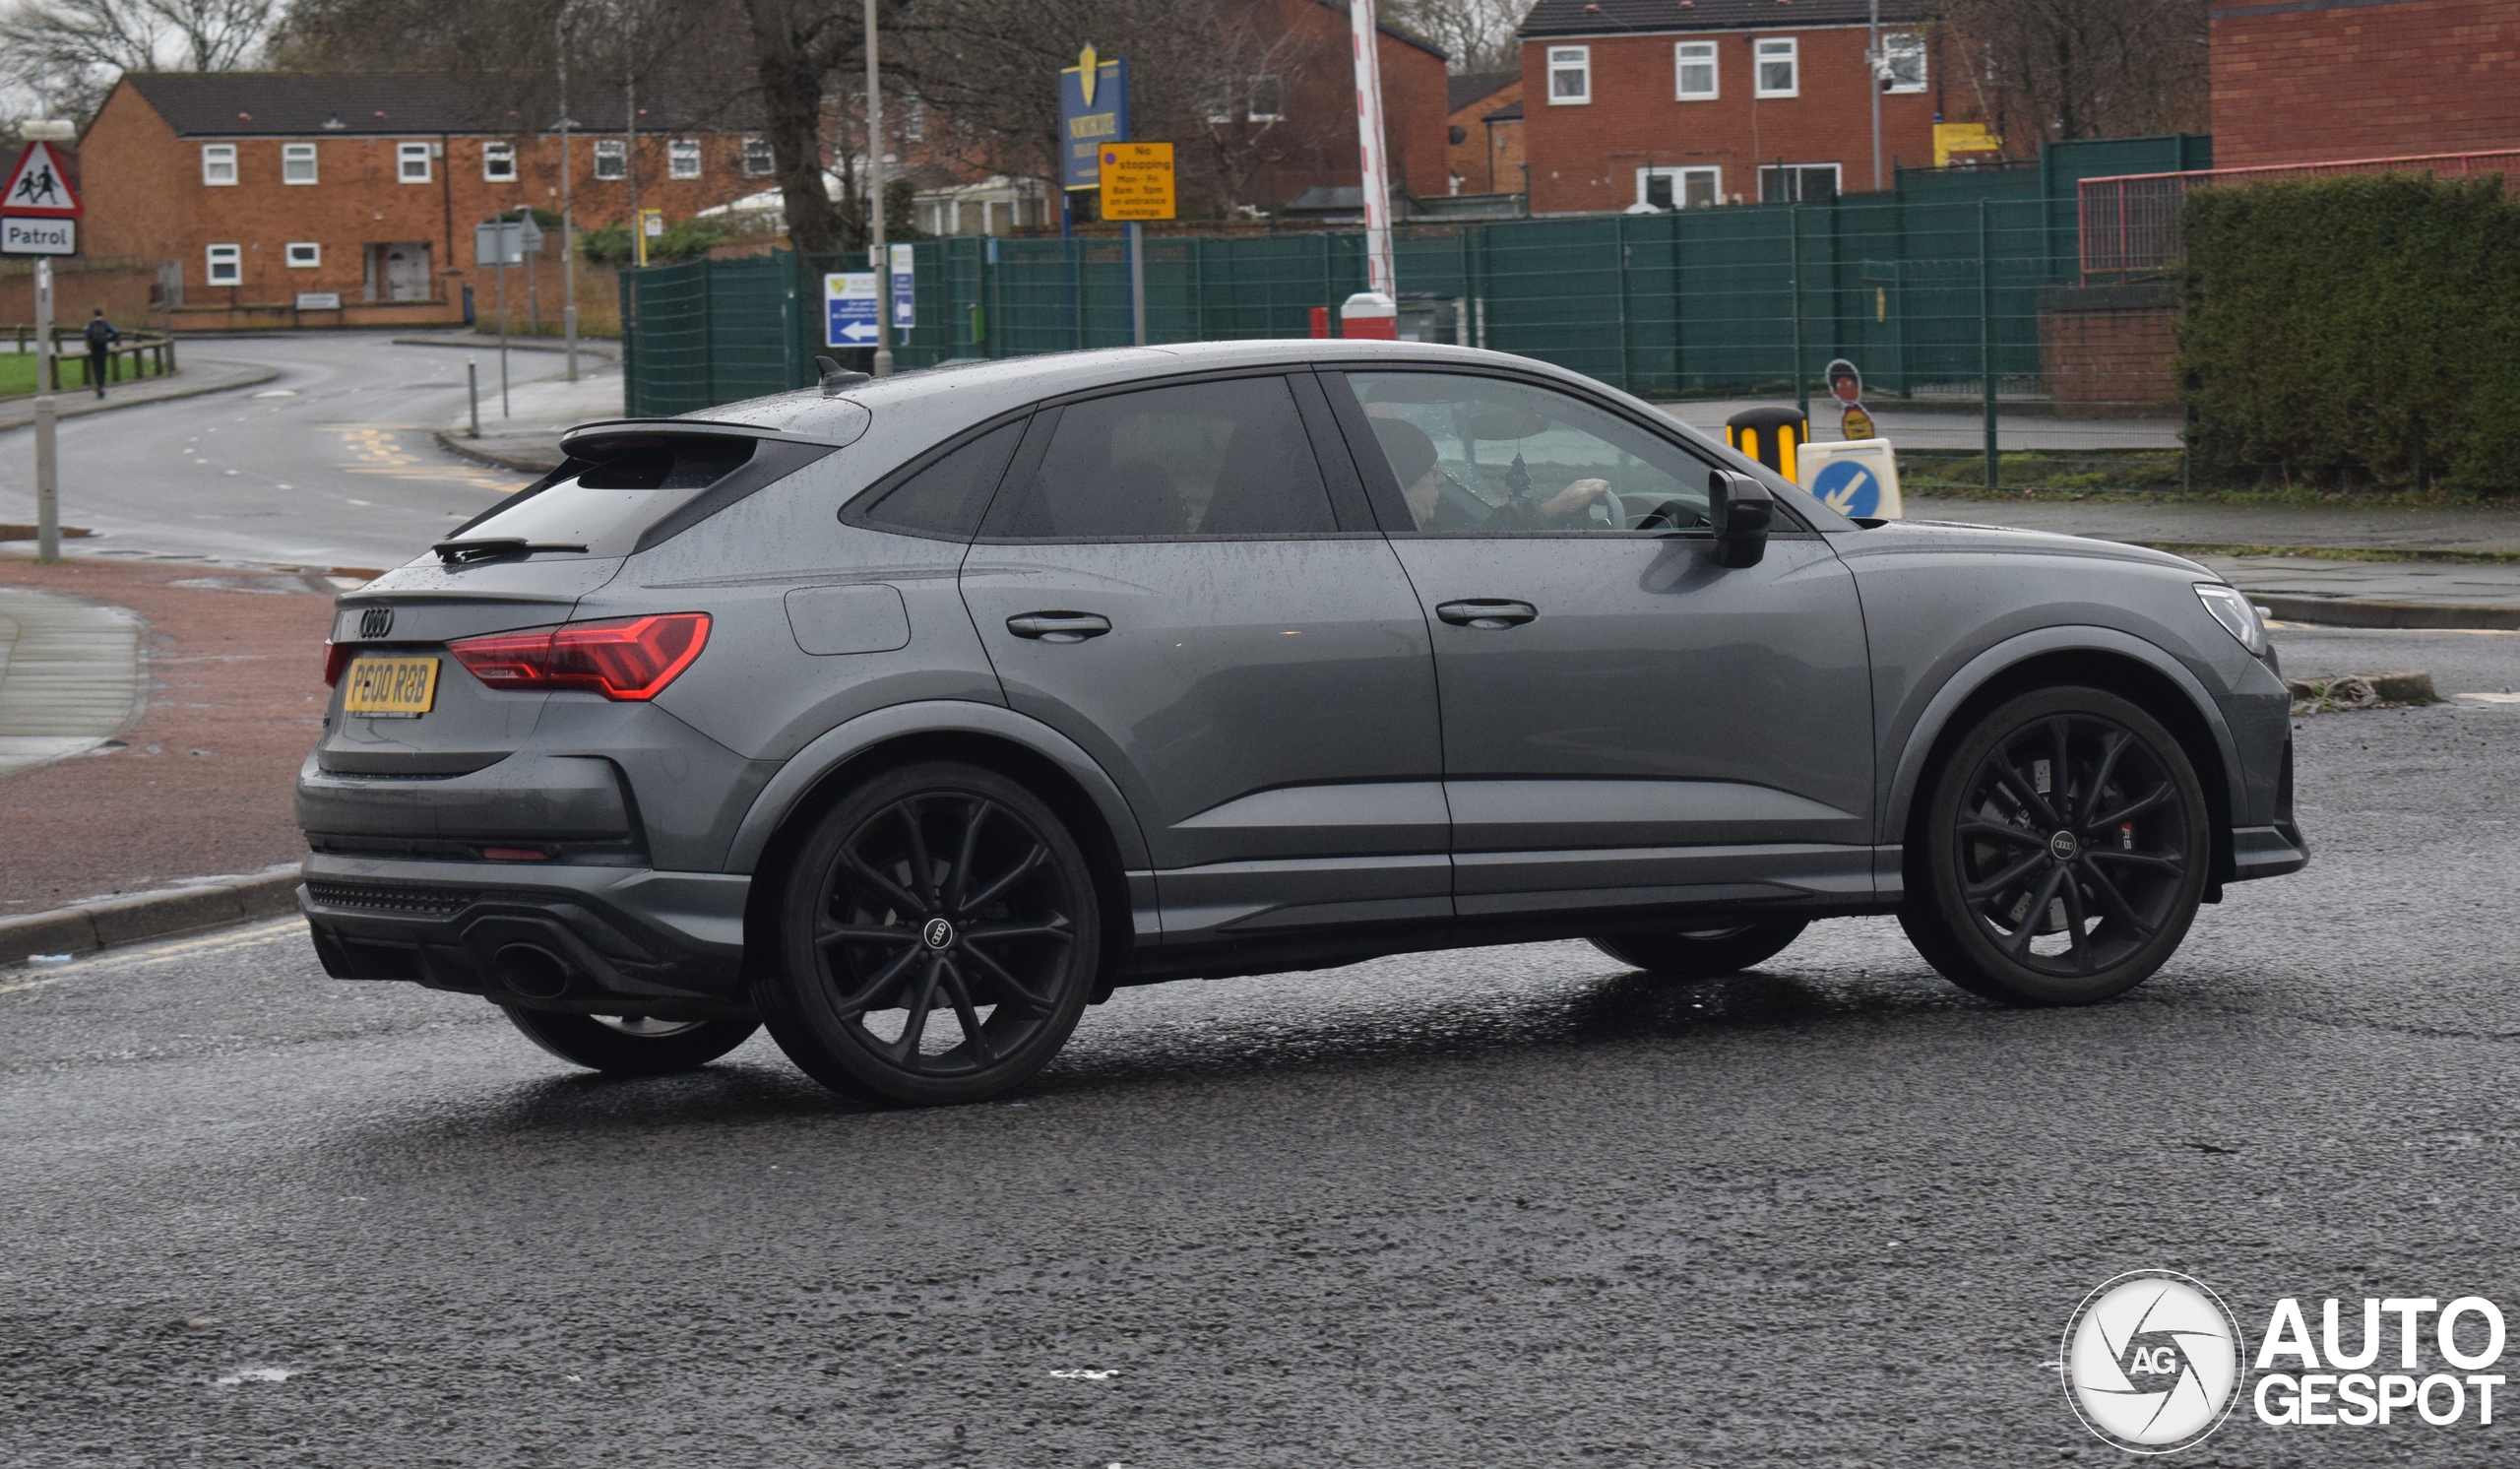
[{"xmin": 2179, "ymin": 173, "xmax": 2520, "ymax": 495}]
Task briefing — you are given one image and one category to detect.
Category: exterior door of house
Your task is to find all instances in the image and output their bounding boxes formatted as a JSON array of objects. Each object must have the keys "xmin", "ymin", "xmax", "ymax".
[{"xmin": 375, "ymin": 243, "xmax": 432, "ymax": 301}]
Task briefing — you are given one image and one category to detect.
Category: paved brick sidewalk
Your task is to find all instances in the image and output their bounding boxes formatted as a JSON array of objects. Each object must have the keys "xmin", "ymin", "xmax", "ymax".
[{"xmin": 0, "ymin": 557, "xmax": 332, "ymax": 916}]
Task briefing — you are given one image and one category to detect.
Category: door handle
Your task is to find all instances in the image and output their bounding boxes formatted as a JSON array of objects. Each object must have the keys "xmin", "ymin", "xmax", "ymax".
[
  {"xmin": 1006, "ymin": 611, "xmax": 1112, "ymax": 643},
  {"xmin": 1435, "ymin": 599, "xmax": 1538, "ymax": 630}
]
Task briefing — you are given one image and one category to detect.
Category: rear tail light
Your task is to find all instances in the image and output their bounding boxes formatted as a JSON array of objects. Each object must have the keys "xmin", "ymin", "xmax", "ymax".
[
  {"xmin": 323, "ymin": 642, "xmax": 355, "ymax": 687},
  {"xmin": 447, "ymin": 612, "xmax": 710, "ymax": 701}
]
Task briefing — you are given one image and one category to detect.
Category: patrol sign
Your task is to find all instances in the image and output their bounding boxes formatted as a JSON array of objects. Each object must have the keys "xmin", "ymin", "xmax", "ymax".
[
  {"xmin": 1, "ymin": 217, "xmax": 75, "ymax": 255},
  {"xmin": 1798, "ymin": 438, "xmax": 1903, "ymax": 519}
]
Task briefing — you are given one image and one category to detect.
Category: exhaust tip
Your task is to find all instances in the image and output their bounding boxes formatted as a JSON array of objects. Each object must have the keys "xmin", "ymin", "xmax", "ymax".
[{"xmin": 493, "ymin": 943, "xmax": 573, "ymax": 999}]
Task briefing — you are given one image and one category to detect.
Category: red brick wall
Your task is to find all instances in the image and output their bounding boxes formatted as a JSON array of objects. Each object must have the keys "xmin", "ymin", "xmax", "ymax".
[
  {"xmin": 2211, "ymin": 0, "xmax": 2520, "ymax": 167},
  {"xmin": 1448, "ymin": 79, "xmax": 1522, "ymax": 194},
  {"xmin": 1519, "ymin": 26, "xmax": 1940, "ymax": 214},
  {"xmin": 2040, "ymin": 288, "xmax": 2180, "ymax": 418},
  {"xmin": 1218, "ymin": 0, "xmax": 1450, "ymax": 208},
  {"xmin": 79, "ymin": 79, "xmax": 767, "ymax": 323}
]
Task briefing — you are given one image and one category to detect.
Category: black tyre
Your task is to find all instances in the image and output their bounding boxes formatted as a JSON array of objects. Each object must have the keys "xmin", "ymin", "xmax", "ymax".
[
  {"xmin": 1900, "ymin": 686, "xmax": 2210, "ymax": 1005},
  {"xmin": 502, "ymin": 1006, "xmax": 760, "ymax": 1075},
  {"xmin": 1589, "ymin": 921, "xmax": 1809, "ymax": 979},
  {"xmin": 756, "ymin": 762, "xmax": 1102, "ymax": 1106}
]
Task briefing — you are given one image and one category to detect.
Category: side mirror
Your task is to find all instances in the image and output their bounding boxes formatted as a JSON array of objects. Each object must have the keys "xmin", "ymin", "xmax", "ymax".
[{"xmin": 1710, "ymin": 470, "xmax": 1774, "ymax": 568}]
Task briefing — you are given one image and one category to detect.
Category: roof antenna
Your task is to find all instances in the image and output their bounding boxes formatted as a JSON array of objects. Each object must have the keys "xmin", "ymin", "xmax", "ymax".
[{"xmin": 815, "ymin": 354, "xmax": 870, "ymax": 396}]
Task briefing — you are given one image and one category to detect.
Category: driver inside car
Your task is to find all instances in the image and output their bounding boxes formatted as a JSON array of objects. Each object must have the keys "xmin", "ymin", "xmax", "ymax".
[{"xmin": 1367, "ymin": 416, "xmax": 1612, "ymax": 532}]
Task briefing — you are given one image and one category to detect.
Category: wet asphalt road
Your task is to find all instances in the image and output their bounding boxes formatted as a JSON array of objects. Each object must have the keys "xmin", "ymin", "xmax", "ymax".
[
  {"xmin": 5, "ymin": 628, "xmax": 2518, "ymax": 1467},
  {"xmin": 0, "ymin": 335, "xmax": 536, "ymax": 568}
]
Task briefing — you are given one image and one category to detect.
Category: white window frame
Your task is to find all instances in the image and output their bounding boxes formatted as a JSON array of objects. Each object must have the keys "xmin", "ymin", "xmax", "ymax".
[
  {"xmin": 1883, "ymin": 32, "xmax": 1927, "ymax": 94},
  {"xmin": 205, "ymin": 243, "xmax": 241, "ymax": 285},
  {"xmin": 1245, "ymin": 74, "xmax": 1286, "ymax": 123},
  {"xmin": 1547, "ymin": 45, "xmax": 1592, "ymax": 105},
  {"xmin": 593, "ymin": 138, "xmax": 627, "ymax": 180},
  {"xmin": 201, "ymin": 144, "xmax": 237, "ymax": 186},
  {"xmin": 284, "ymin": 241, "xmax": 321, "ymax": 269},
  {"xmin": 1755, "ymin": 36, "xmax": 1799, "ymax": 98},
  {"xmin": 666, "ymin": 138, "xmax": 701, "ymax": 179},
  {"xmin": 1674, "ymin": 41, "xmax": 1719, "ymax": 100},
  {"xmin": 281, "ymin": 143, "xmax": 317, "ymax": 185},
  {"xmin": 397, "ymin": 142, "xmax": 432, "ymax": 183},
  {"xmin": 1758, "ymin": 161, "xmax": 1841, "ymax": 203},
  {"xmin": 740, "ymin": 137, "xmax": 774, "ymax": 177},
  {"xmin": 481, "ymin": 140, "xmax": 516, "ymax": 181},
  {"xmin": 1637, "ymin": 165, "xmax": 1723, "ymax": 211}
]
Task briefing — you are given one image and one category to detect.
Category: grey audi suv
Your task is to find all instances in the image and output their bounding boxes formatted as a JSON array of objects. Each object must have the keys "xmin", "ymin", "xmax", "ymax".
[{"xmin": 298, "ymin": 340, "xmax": 2305, "ymax": 1104}]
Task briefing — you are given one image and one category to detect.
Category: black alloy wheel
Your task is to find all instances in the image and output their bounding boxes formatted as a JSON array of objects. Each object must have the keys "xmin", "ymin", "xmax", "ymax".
[
  {"xmin": 759, "ymin": 762, "xmax": 1102, "ymax": 1106},
  {"xmin": 1902, "ymin": 686, "xmax": 2210, "ymax": 1005},
  {"xmin": 501, "ymin": 1006, "xmax": 760, "ymax": 1075},
  {"xmin": 1589, "ymin": 921, "xmax": 1809, "ymax": 980}
]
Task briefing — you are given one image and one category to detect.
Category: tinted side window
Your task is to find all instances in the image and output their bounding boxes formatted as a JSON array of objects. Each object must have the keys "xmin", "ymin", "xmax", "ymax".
[
  {"xmin": 1341, "ymin": 371, "xmax": 1715, "ymax": 536},
  {"xmin": 986, "ymin": 377, "xmax": 1337, "ymax": 539},
  {"xmin": 855, "ymin": 419, "xmax": 1026, "ymax": 540}
]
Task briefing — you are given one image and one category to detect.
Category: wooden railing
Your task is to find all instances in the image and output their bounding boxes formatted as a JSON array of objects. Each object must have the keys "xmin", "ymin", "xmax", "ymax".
[{"xmin": 4, "ymin": 328, "xmax": 178, "ymax": 390}]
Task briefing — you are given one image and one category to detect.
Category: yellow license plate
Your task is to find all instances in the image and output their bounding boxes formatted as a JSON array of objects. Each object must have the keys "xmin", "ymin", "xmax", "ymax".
[{"xmin": 343, "ymin": 656, "xmax": 440, "ymax": 717}]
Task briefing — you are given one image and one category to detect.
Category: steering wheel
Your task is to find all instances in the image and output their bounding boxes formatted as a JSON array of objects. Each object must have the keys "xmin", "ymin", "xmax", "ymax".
[
  {"xmin": 1632, "ymin": 498, "xmax": 1710, "ymax": 533},
  {"xmin": 1589, "ymin": 484, "xmax": 1629, "ymax": 529}
]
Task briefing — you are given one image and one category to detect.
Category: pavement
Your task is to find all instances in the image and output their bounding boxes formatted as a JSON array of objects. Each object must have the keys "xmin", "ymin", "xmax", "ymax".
[
  {"xmin": 0, "ymin": 557, "xmax": 333, "ymax": 917},
  {"xmin": 431, "ymin": 352, "xmax": 625, "ymax": 473},
  {"xmin": 3, "ymin": 623, "xmax": 2516, "ymax": 1466}
]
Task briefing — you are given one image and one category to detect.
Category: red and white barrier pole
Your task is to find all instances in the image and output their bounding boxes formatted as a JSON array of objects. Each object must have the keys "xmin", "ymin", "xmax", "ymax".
[{"xmin": 1349, "ymin": 0, "xmax": 1397, "ymax": 299}]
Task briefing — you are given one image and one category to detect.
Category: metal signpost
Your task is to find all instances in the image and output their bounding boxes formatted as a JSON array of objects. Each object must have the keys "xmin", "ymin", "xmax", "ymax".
[
  {"xmin": 1098, "ymin": 142, "xmax": 1174, "ymax": 347},
  {"xmin": 1059, "ymin": 43, "xmax": 1128, "ymax": 351},
  {"xmin": 864, "ymin": 0, "xmax": 892, "ymax": 377},
  {"xmin": 475, "ymin": 214, "xmax": 538, "ymax": 416},
  {"xmin": 4, "ymin": 132, "xmax": 84, "ymax": 563}
]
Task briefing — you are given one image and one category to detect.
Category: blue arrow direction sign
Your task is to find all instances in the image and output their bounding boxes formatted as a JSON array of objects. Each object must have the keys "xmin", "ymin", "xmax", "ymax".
[{"xmin": 825, "ymin": 271, "xmax": 878, "ymax": 347}]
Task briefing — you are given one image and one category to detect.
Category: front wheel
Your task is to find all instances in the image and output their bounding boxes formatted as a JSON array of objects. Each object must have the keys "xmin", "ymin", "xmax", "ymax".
[
  {"xmin": 502, "ymin": 1007, "xmax": 760, "ymax": 1075},
  {"xmin": 1900, "ymin": 686, "xmax": 2210, "ymax": 1005},
  {"xmin": 1589, "ymin": 921, "xmax": 1808, "ymax": 979},
  {"xmin": 756, "ymin": 762, "xmax": 1102, "ymax": 1106}
]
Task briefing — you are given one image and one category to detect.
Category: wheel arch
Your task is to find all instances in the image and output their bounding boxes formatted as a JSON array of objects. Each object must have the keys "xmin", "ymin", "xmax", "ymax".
[
  {"xmin": 1885, "ymin": 631, "xmax": 2242, "ymax": 891},
  {"xmin": 726, "ymin": 703, "xmax": 1152, "ymax": 979}
]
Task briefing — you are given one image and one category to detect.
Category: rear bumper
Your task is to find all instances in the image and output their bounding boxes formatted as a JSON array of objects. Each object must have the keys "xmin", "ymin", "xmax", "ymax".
[{"xmin": 297, "ymin": 854, "xmax": 753, "ymax": 1019}]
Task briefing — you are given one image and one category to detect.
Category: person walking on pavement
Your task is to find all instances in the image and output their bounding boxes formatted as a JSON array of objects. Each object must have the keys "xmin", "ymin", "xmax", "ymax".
[{"xmin": 82, "ymin": 309, "xmax": 118, "ymax": 399}]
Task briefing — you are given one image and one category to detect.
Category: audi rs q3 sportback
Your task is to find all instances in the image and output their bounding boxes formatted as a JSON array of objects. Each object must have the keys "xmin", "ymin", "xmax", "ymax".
[{"xmin": 298, "ymin": 340, "xmax": 2306, "ymax": 1104}]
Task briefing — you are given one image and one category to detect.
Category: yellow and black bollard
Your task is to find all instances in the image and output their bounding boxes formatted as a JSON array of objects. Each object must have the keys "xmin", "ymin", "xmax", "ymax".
[{"xmin": 1725, "ymin": 406, "xmax": 1808, "ymax": 484}]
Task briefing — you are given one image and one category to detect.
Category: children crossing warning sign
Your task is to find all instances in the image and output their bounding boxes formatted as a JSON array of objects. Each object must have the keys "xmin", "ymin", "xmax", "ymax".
[{"xmin": 2, "ymin": 142, "xmax": 82, "ymax": 219}]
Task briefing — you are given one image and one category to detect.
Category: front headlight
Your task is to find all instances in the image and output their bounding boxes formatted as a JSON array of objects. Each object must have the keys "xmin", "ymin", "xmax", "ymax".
[{"xmin": 2194, "ymin": 583, "xmax": 2268, "ymax": 657}]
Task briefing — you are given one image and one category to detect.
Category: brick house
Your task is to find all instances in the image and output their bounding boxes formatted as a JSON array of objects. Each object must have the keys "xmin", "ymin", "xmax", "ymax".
[
  {"xmin": 1446, "ymin": 69, "xmax": 1522, "ymax": 196},
  {"xmin": 2210, "ymin": 0, "xmax": 2520, "ymax": 167},
  {"xmin": 1205, "ymin": 0, "xmax": 1449, "ymax": 210},
  {"xmin": 1515, "ymin": 0, "xmax": 1942, "ymax": 215},
  {"xmin": 78, "ymin": 73, "xmax": 770, "ymax": 328}
]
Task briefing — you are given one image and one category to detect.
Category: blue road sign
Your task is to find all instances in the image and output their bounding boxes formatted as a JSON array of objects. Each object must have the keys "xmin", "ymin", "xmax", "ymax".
[
  {"xmin": 1809, "ymin": 458, "xmax": 1883, "ymax": 518},
  {"xmin": 1058, "ymin": 47, "xmax": 1128, "ymax": 191},
  {"xmin": 824, "ymin": 271, "xmax": 878, "ymax": 347}
]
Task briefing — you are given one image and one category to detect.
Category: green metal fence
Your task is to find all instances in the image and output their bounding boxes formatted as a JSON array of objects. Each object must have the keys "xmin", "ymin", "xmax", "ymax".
[{"xmin": 622, "ymin": 135, "xmax": 2211, "ymax": 492}]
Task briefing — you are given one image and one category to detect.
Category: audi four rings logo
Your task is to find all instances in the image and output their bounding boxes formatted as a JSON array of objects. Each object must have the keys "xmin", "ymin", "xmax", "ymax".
[
  {"xmin": 359, "ymin": 607, "xmax": 394, "ymax": 640},
  {"xmin": 921, "ymin": 918, "xmax": 955, "ymax": 950},
  {"xmin": 2063, "ymin": 1271, "xmax": 2244, "ymax": 1453}
]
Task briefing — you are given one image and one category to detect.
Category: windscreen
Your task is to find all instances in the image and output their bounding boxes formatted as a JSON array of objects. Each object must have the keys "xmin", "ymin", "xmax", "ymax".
[{"xmin": 446, "ymin": 435, "xmax": 757, "ymax": 556}]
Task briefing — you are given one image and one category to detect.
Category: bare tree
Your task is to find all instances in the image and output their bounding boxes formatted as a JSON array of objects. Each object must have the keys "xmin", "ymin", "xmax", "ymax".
[
  {"xmin": 1, "ymin": 0, "xmax": 275, "ymax": 119},
  {"xmin": 1379, "ymin": 0, "xmax": 1518, "ymax": 74},
  {"xmin": 1940, "ymin": 0, "xmax": 2210, "ymax": 145}
]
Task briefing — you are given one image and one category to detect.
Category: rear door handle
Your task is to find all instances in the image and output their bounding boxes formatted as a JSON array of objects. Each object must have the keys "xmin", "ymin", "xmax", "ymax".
[
  {"xmin": 1435, "ymin": 599, "xmax": 1538, "ymax": 629},
  {"xmin": 1006, "ymin": 611, "xmax": 1112, "ymax": 643}
]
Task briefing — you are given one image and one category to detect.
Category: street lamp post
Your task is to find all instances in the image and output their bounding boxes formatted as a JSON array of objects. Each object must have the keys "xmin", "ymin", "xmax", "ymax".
[{"xmin": 864, "ymin": 0, "xmax": 892, "ymax": 378}]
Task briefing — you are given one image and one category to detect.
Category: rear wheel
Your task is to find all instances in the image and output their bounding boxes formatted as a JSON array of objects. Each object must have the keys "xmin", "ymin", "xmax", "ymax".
[
  {"xmin": 757, "ymin": 762, "xmax": 1102, "ymax": 1106},
  {"xmin": 502, "ymin": 1007, "xmax": 759, "ymax": 1075},
  {"xmin": 1900, "ymin": 686, "xmax": 2210, "ymax": 1005},
  {"xmin": 1589, "ymin": 921, "xmax": 1808, "ymax": 979}
]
